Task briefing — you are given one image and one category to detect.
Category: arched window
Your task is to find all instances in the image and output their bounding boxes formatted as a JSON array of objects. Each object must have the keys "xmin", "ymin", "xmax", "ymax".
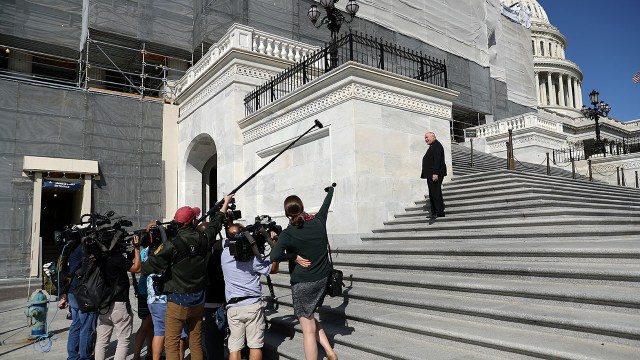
[{"xmin": 540, "ymin": 41, "xmax": 545, "ymax": 56}]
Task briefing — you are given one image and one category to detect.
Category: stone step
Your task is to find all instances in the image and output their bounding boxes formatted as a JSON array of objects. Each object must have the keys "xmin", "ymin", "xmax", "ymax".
[
  {"xmin": 380, "ymin": 215, "xmax": 640, "ymax": 232},
  {"xmin": 368, "ymin": 219, "xmax": 640, "ymax": 241},
  {"xmin": 292, "ymin": 267, "xmax": 640, "ymax": 308},
  {"xmin": 395, "ymin": 207, "xmax": 640, "ymax": 222},
  {"xmin": 404, "ymin": 197, "xmax": 640, "ymax": 216},
  {"xmin": 329, "ymin": 254, "xmax": 640, "ymax": 282},
  {"xmin": 265, "ymin": 276, "xmax": 640, "ymax": 341},
  {"xmin": 413, "ymin": 192, "xmax": 640, "ymax": 212},
  {"xmin": 263, "ymin": 327, "xmax": 390, "ymax": 360},
  {"xmin": 333, "ymin": 237, "xmax": 640, "ymax": 257},
  {"xmin": 266, "ymin": 291, "xmax": 640, "ymax": 359},
  {"xmin": 448, "ymin": 170, "xmax": 639, "ymax": 194},
  {"xmin": 265, "ymin": 300, "xmax": 540, "ymax": 360},
  {"xmin": 437, "ymin": 180, "xmax": 640, "ymax": 202},
  {"xmin": 363, "ymin": 225, "xmax": 640, "ymax": 241}
]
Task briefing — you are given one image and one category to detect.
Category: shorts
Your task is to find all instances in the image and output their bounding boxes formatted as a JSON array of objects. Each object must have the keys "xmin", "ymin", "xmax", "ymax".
[
  {"xmin": 137, "ymin": 294, "xmax": 150, "ymax": 319},
  {"xmin": 226, "ymin": 300, "xmax": 265, "ymax": 352},
  {"xmin": 149, "ymin": 302, "xmax": 188, "ymax": 338}
]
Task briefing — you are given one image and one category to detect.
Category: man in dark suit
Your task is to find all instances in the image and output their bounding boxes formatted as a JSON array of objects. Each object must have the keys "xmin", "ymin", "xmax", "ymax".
[{"xmin": 421, "ymin": 131, "xmax": 447, "ymax": 218}]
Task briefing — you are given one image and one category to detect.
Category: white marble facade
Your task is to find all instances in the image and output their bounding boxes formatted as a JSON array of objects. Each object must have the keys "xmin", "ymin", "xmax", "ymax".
[
  {"xmin": 172, "ymin": 24, "xmax": 458, "ymax": 244},
  {"xmin": 502, "ymin": 0, "xmax": 584, "ymax": 118}
]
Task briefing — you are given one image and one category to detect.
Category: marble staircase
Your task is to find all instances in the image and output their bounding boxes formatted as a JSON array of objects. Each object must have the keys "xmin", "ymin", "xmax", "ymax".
[
  {"xmin": 451, "ymin": 142, "xmax": 590, "ymax": 180},
  {"xmin": 261, "ymin": 169, "xmax": 640, "ymax": 359}
]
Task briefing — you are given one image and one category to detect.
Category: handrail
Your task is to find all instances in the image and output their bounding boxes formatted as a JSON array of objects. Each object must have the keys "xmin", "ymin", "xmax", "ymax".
[
  {"xmin": 243, "ymin": 31, "xmax": 448, "ymax": 115},
  {"xmin": 552, "ymin": 136, "xmax": 640, "ymax": 164}
]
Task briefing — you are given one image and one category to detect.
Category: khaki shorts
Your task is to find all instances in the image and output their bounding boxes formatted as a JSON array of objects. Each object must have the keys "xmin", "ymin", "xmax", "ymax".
[{"xmin": 226, "ymin": 300, "xmax": 265, "ymax": 352}]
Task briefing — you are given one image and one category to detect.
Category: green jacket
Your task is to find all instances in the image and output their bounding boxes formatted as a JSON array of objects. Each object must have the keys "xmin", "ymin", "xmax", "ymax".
[
  {"xmin": 141, "ymin": 212, "xmax": 224, "ymax": 294},
  {"xmin": 271, "ymin": 187, "xmax": 333, "ymax": 284}
]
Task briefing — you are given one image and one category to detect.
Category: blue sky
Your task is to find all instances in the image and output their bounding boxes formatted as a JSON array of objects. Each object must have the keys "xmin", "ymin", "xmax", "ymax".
[{"xmin": 537, "ymin": 0, "xmax": 639, "ymax": 121}]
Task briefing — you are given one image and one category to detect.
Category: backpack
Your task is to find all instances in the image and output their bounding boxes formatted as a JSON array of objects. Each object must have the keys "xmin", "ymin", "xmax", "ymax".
[
  {"xmin": 72, "ymin": 256, "xmax": 113, "ymax": 314},
  {"xmin": 43, "ymin": 240, "xmax": 79, "ymax": 297}
]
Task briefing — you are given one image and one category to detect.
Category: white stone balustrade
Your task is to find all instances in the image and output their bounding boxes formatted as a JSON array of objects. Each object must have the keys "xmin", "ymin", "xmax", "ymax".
[
  {"xmin": 471, "ymin": 112, "xmax": 563, "ymax": 139},
  {"xmin": 174, "ymin": 23, "xmax": 319, "ymax": 98}
]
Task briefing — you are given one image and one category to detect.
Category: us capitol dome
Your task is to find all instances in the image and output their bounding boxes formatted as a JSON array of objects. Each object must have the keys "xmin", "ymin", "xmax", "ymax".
[{"xmin": 502, "ymin": 0, "xmax": 584, "ymax": 118}]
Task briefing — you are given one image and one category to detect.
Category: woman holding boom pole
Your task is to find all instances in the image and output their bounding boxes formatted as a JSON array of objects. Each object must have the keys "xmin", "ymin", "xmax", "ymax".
[{"xmin": 270, "ymin": 184, "xmax": 337, "ymax": 360}]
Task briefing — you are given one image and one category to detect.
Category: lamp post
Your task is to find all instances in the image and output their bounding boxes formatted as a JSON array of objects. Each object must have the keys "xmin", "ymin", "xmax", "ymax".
[
  {"xmin": 581, "ymin": 89, "xmax": 611, "ymax": 142},
  {"xmin": 307, "ymin": 0, "xmax": 360, "ymax": 70}
]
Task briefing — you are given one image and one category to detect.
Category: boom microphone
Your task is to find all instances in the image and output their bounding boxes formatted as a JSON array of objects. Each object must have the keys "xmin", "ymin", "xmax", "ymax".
[{"xmin": 198, "ymin": 119, "xmax": 325, "ymax": 223}]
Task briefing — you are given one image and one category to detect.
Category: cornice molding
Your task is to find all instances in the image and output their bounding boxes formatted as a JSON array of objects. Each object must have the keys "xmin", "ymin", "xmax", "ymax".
[
  {"xmin": 242, "ymin": 82, "xmax": 452, "ymax": 144},
  {"xmin": 178, "ymin": 64, "xmax": 278, "ymax": 120}
]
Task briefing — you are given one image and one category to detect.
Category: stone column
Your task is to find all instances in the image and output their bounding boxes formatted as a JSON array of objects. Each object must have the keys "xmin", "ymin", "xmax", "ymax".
[
  {"xmin": 534, "ymin": 72, "xmax": 541, "ymax": 105},
  {"xmin": 547, "ymin": 72, "xmax": 555, "ymax": 106},
  {"xmin": 542, "ymin": 73, "xmax": 548, "ymax": 105},
  {"xmin": 82, "ymin": 174, "xmax": 92, "ymax": 216},
  {"xmin": 577, "ymin": 81, "xmax": 583, "ymax": 107},
  {"xmin": 558, "ymin": 74, "xmax": 565, "ymax": 107},
  {"xmin": 29, "ymin": 172, "xmax": 43, "ymax": 277},
  {"xmin": 567, "ymin": 76, "xmax": 574, "ymax": 108}
]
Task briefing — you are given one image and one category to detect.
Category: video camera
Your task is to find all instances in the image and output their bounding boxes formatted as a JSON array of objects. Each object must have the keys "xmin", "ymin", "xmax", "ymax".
[
  {"xmin": 128, "ymin": 220, "xmax": 178, "ymax": 253},
  {"xmin": 55, "ymin": 211, "xmax": 134, "ymax": 256},
  {"xmin": 228, "ymin": 215, "xmax": 282, "ymax": 262}
]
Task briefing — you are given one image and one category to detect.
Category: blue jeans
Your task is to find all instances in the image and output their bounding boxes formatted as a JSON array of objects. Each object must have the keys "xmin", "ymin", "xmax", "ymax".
[{"xmin": 67, "ymin": 293, "xmax": 98, "ymax": 360}]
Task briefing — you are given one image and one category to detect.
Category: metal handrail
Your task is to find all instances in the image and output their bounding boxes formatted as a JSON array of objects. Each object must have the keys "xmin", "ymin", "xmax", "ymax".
[
  {"xmin": 552, "ymin": 137, "xmax": 640, "ymax": 164},
  {"xmin": 244, "ymin": 31, "xmax": 447, "ymax": 115}
]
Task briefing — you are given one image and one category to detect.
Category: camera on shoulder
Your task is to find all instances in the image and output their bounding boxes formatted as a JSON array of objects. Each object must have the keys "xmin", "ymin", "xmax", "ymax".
[{"xmin": 228, "ymin": 213, "xmax": 282, "ymax": 262}]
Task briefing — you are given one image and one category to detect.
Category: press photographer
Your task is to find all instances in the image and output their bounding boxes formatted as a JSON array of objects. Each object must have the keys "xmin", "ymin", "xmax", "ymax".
[
  {"xmin": 141, "ymin": 194, "xmax": 233, "ymax": 360},
  {"xmin": 93, "ymin": 232, "xmax": 141, "ymax": 360},
  {"xmin": 56, "ymin": 211, "xmax": 139, "ymax": 360},
  {"xmin": 220, "ymin": 216, "xmax": 280, "ymax": 360}
]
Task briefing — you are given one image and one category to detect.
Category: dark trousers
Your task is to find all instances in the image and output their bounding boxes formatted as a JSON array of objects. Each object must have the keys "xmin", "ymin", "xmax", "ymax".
[
  {"xmin": 203, "ymin": 307, "xmax": 226, "ymax": 360},
  {"xmin": 427, "ymin": 177, "xmax": 445, "ymax": 214}
]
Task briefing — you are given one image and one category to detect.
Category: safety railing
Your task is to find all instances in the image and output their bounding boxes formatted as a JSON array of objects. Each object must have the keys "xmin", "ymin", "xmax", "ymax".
[
  {"xmin": 244, "ymin": 31, "xmax": 448, "ymax": 115},
  {"xmin": 552, "ymin": 137, "xmax": 640, "ymax": 164}
]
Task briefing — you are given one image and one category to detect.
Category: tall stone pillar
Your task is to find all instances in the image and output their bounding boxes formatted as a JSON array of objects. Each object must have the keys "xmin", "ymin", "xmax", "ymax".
[
  {"xmin": 547, "ymin": 73, "xmax": 555, "ymax": 106},
  {"xmin": 534, "ymin": 72, "xmax": 541, "ymax": 105},
  {"xmin": 567, "ymin": 76, "xmax": 574, "ymax": 108},
  {"xmin": 558, "ymin": 74, "xmax": 565, "ymax": 106},
  {"xmin": 542, "ymin": 73, "xmax": 548, "ymax": 105},
  {"xmin": 577, "ymin": 81, "xmax": 583, "ymax": 107}
]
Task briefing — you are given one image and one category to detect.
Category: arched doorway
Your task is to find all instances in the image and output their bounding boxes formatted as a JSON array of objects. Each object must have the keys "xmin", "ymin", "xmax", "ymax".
[{"xmin": 185, "ymin": 134, "xmax": 217, "ymax": 211}]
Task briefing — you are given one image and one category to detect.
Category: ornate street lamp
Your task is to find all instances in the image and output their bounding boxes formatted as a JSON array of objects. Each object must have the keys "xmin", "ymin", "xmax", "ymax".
[
  {"xmin": 307, "ymin": 0, "xmax": 360, "ymax": 70},
  {"xmin": 581, "ymin": 89, "xmax": 611, "ymax": 156},
  {"xmin": 580, "ymin": 89, "xmax": 611, "ymax": 143}
]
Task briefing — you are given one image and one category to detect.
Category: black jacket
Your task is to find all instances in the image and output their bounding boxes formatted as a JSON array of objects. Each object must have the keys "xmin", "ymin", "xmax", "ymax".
[{"xmin": 421, "ymin": 139, "xmax": 447, "ymax": 178}]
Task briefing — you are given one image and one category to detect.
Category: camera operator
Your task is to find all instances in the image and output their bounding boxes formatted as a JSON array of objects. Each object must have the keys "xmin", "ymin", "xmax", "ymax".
[
  {"xmin": 220, "ymin": 223, "xmax": 278, "ymax": 360},
  {"xmin": 94, "ymin": 235, "xmax": 142, "ymax": 360},
  {"xmin": 141, "ymin": 195, "xmax": 233, "ymax": 360},
  {"xmin": 58, "ymin": 238, "xmax": 98, "ymax": 360}
]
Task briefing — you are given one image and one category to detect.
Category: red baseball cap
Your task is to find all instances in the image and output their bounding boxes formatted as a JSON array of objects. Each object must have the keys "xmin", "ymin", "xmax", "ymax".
[{"xmin": 174, "ymin": 206, "xmax": 201, "ymax": 224}]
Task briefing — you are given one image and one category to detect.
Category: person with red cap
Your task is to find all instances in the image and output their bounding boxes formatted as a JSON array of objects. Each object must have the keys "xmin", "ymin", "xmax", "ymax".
[{"xmin": 141, "ymin": 194, "xmax": 233, "ymax": 360}]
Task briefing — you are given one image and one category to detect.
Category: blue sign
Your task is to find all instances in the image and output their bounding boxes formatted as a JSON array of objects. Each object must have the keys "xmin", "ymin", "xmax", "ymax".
[{"xmin": 42, "ymin": 180, "xmax": 82, "ymax": 191}]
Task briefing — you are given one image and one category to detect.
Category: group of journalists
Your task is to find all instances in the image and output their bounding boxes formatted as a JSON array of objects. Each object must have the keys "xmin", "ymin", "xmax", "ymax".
[{"xmin": 55, "ymin": 185, "xmax": 338, "ymax": 360}]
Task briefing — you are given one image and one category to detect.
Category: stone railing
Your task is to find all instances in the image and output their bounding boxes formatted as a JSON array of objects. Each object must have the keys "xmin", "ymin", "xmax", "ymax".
[
  {"xmin": 174, "ymin": 23, "xmax": 319, "ymax": 97},
  {"xmin": 473, "ymin": 113, "xmax": 563, "ymax": 138}
]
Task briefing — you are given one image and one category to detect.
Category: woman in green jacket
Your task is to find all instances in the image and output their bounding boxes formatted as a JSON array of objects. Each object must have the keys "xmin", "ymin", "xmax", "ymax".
[{"xmin": 271, "ymin": 185, "xmax": 337, "ymax": 360}]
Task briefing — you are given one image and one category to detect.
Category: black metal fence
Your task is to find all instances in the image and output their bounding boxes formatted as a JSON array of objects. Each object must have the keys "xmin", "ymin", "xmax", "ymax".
[
  {"xmin": 552, "ymin": 137, "xmax": 640, "ymax": 164},
  {"xmin": 244, "ymin": 31, "xmax": 448, "ymax": 115}
]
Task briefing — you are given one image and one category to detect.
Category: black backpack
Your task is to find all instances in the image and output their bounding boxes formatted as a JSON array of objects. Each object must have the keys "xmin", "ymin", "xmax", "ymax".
[{"xmin": 73, "ymin": 256, "xmax": 114, "ymax": 314}]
